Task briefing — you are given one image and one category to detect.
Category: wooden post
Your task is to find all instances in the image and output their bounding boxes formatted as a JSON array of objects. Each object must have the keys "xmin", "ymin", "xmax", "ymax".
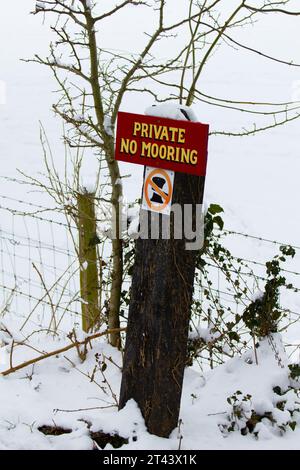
[
  {"xmin": 119, "ymin": 172, "xmax": 205, "ymax": 437},
  {"xmin": 77, "ymin": 190, "xmax": 100, "ymax": 333}
]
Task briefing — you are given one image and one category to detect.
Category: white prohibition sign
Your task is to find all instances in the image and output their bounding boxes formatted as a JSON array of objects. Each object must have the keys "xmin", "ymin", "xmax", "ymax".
[{"xmin": 142, "ymin": 166, "xmax": 174, "ymax": 216}]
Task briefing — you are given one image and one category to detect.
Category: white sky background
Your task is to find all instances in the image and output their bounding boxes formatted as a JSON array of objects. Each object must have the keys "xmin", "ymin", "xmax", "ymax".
[{"xmin": 0, "ymin": 0, "xmax": 300, "ymax": 244}]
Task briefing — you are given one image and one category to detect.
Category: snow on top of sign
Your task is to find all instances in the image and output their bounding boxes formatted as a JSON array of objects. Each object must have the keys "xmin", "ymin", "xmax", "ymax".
[{"xmin": 145, "ymin": 103, "xmax": 198, "ymax": 123}]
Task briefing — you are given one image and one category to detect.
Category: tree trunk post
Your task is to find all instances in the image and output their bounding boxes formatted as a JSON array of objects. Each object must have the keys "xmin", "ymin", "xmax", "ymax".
[
  {"xmin": 119, "ymin": 171, "xmax": 205, "ymax": 437},
  {"xmin": 77, "ymin": 190, "xmax": 100, "ymax": 333}
]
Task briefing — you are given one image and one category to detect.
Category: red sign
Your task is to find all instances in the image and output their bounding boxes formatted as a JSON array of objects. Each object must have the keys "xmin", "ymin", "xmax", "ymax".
[{"xmin": 115, "ymin": 112, "xmax": 209, "ymax": 176}]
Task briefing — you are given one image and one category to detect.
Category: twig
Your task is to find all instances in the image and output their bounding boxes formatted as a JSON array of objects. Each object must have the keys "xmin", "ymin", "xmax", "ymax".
[
  {"xmin": 9, "ymin": 340, "xmax": 14, "ymax": 369},
  {"xmin": 102, "ymin": 353, "xmax": 122, "ymax": 371},
  {"xmin": 253, "ymin": 335, "xmax": 258, "ymax": 365},
  {"xmin": 1, "ymin": 328, "xmax": 126, "ymax": 377},
  {"xmin": 32, "ymin": 262, "xmax": 57, "ymax": 332},
  {"xmin": 54, "ymin": 405, "xmax": 116, "ymax": 413}
]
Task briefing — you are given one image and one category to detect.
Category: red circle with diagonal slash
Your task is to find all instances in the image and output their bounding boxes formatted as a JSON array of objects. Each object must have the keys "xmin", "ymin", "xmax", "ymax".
[{"xmin": 144, "ymin": 168, "xmax": 173, "ymax": 212}]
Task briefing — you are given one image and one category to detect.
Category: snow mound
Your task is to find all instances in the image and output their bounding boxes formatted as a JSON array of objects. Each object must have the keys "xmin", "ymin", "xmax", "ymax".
[
  {"xmin": 1, "ymin": 331, "xmax": 300, "ymax": 449},
  {"xmin": 181, "ymin": 334, "xmax": 300, "ymax": 449}
]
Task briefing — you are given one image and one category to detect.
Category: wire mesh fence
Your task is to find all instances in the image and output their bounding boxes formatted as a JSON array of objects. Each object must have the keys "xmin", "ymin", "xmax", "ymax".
[
  {"xmin": 1, "ymin": 188, "xmax": 300, "ymax": 365},
  {"xmin": 0, "ymin": 193, "xmax": 83, "ymax": 334}
]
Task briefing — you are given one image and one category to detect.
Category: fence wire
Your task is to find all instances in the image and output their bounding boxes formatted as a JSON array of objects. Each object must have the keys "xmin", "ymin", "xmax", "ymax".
[
  {"xmin": 0, "ymin": 196, "xmax": 82, "ymax": 333},
  {"xmin": 0, "ymin": 191, "xmax": 300, "ymax": 365}
]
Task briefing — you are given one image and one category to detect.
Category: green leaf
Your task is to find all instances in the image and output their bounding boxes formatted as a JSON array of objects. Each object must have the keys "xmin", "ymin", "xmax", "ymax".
[
  {"xmin": 208, "ymin": 204, "xmax": 224, "ymax": 215},
  {"xmin": 289, "ymin": 421, "xmax": 297, "ymax": 431},
  {"xmin": 228, "ymin": 331, "xmax": 240, "ymax": 342},
  {"xmin": 289, "ymin": 364, "xmax": 300, "ymax": 379},
  {"xmin": 213, "ymin": 215, "xmax": 224, "ymax": 230},
  {"xmin": 273, "ymin": 386, "xmax": 283, "ymax": 396},
  {"xmin": 128, "ymin": 265, "xmax": 134, "ymax": 276}
]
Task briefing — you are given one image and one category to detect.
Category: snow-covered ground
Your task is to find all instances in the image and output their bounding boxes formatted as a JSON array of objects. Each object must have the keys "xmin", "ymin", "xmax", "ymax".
[
  {"xmin": 0, "ymin": 0, "xmax": 300, "ymax": 450},
  {"xmin": 1, "ymin": 330, "xmax": 300, "ymax": 450}
]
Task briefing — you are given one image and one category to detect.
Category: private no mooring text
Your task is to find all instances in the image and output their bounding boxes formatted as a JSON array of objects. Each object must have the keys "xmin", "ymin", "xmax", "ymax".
[
  {"xmin": 115, "ymin": 111, "xmax": 209, "ymax": 176},
  {"xmin": 120, "ymin": 121, "xmax": 198, "ymax": 166}
]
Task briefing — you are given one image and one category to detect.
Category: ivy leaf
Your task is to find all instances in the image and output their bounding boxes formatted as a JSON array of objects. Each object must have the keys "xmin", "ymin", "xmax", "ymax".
[
  {"xmin": 208, "ymin": 204, "xmax": 224, "ymax": 215},
  {"xmin": 128, "ymin": 265, "xmax": 134, "ymax": 276},
  {"xmin": 289, "ymin": 421, "xmax": 297, "ymax": 431},
  {"xmin": 213, "ymin": 215, "xmax": 224, "ymax": 230},
  {"xmin": 273, "ymin": 386, "xmax": 283, "ymax": 396},
  {"xmin": 289, "ymin": 364, "xmax": 300, "ymax": 379},
  {"xmin": 228, "ymin": 331, "xmax": 240, "ymax": 342}
]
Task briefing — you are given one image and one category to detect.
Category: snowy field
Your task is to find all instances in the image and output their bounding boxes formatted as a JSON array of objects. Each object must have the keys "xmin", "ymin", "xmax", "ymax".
[{"xmin": 0, "ymin": 0, "xmax": 300, "ymax": 450}]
